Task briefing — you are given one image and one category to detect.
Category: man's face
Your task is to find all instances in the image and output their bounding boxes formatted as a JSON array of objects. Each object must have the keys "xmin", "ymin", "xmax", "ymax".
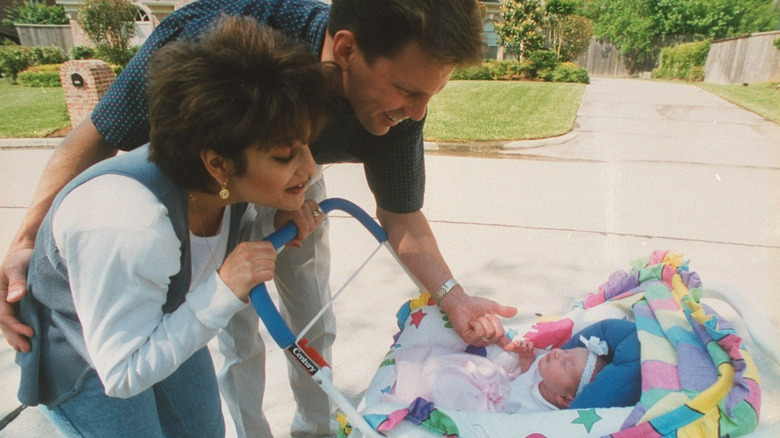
[{"xmin": 339, "ymin": 39, "xmax": 455, "ymax": 136}]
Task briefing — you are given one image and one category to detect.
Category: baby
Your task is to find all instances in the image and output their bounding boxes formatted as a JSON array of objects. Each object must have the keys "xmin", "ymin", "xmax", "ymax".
[
  {"xmin": 507, "ymin": 336, "xmax": 608, "ymax": 411},
  {"xmin": 388, "ymin": 334, "xmax": 609, "ymax": 413}
]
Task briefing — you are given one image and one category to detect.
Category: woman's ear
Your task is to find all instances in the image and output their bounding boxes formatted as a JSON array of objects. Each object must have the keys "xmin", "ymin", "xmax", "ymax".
[{"xmin": 200, "ymin": 150, "xmax": 233, "ymax": 185}]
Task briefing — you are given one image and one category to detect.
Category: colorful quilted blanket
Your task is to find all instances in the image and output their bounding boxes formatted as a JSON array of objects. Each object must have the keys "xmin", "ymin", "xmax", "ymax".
[
  {"xmin": 592, "ymin": 250, "xmax": 761, "ymax": 437},
  {"xmin": 338, "ymin": 250, "xmax": 761, "ymax": 437}
]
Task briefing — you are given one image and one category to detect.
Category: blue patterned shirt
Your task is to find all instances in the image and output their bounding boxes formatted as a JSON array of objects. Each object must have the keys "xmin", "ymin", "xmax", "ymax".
[{"xmin": 92, "ymin": 0, "xmax": 425, "ymax": 213}]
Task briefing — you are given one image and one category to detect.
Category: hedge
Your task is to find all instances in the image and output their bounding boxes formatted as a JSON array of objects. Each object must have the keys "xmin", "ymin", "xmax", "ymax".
[
  {"xmin": 451, "ymin": 52, "xmax": 589, "ymax": 84},
  {"xmin": 0, "ymin": 45, "xmax": 65, "ymax": 82},
  {"xmin": 652, "ymin": 40, "xmax": 711, "ymax": 82},
  {"xmin": 18, "ymin": 64, "xmax": 61, "ymax": 87}
]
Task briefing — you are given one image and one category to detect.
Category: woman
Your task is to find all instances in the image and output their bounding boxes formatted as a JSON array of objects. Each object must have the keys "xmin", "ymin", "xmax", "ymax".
[{"xmin": 16, "ymin": 15, "xmax": 335, "ymax": 436}]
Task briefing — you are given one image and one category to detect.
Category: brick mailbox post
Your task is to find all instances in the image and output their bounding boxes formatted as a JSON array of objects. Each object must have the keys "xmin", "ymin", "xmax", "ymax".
[{"xmin": 60, "ymin": 60, "xmax": 116, "ymax": 127}]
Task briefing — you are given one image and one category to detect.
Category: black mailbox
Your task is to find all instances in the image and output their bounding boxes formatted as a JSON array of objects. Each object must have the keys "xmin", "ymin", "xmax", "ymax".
[{"xmin": 71, "ymin": 73, "xmax": 84, "ymax": 87}]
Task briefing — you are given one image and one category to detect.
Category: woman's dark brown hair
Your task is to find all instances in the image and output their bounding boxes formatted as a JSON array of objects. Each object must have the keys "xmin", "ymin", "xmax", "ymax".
[{"xmin": 148, "ymin": 14, "xmax": 336, "ymax": 192}]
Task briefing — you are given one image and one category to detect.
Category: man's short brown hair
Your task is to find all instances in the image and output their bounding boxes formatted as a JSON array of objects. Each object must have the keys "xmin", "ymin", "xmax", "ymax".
[{"xmin": 327, "ymin": 0, "xmax": 484, "ymax": 65}]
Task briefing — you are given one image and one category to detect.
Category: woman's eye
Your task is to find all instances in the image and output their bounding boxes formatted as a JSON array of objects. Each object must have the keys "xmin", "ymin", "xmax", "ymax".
[{"xmin": 273, "ymin": 151, "xmax": 296, "ymax": 163}]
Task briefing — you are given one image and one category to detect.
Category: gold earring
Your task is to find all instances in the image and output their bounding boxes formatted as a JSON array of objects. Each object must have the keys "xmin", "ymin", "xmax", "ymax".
[{"xmin": 219, "ymin": 181, "xmax": 230, "ymax": 200}]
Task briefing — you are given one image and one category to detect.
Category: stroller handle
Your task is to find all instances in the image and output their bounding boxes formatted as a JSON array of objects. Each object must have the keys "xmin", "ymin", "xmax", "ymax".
[{"xmin": 249, "ymin": 198, "xmax": 387, "ymax": 348}]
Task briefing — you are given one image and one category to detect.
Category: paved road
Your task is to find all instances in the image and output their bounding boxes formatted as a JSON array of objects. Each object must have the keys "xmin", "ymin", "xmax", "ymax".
[{"xmin": 1, "ymin": 78, "xmax": 779, "ymax": 436}]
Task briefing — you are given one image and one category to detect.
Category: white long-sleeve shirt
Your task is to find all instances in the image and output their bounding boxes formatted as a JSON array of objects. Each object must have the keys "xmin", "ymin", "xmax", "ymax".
[{"xmin": 52, "ymin": 174, "xmax": 252, "ymax": 398}]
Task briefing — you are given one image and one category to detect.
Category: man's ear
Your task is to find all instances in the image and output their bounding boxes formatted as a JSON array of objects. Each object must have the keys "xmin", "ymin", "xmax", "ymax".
[
  {"xmin": 330, "ymin": 29, "xmax": 357, "ymax": 70},
  {"xmin": 200, "ymin": 150, "xmax": 233, "ymax": 185}
]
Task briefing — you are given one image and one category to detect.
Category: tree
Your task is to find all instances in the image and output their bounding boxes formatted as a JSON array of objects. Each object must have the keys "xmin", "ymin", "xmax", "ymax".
[
  {"xmin": 558, "ymin": 15, "xmax": 594, "ymax": 61},
  {"xmin": 78, "ymin": 0, "xmax": 137, "ymax": 66},
  {"xmin": 494, "ymin": 0, "xmax": 546, "ymax": 60},
  {"xmin": 584, "ymin": 0, "xmax": 780, "ymax": 68},
  {"xmin": 545, "ymin": 0, "xmax": 578, "ymax": 56}
]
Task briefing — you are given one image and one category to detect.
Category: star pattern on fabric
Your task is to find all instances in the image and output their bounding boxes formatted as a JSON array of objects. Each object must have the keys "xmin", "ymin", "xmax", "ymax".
[
  {"xmin": 571, "ymin": 408, "xmax": 602, "ymax": 433},
  {"xmin": 410, "ymin": 309, "xmax": 427, "ymax": 328}
]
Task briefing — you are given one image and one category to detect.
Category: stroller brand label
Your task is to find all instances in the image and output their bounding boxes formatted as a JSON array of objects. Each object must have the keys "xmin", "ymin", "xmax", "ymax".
[{"xmin": 288, "ymin": 345, "xmax": 320, "ymax": 375}]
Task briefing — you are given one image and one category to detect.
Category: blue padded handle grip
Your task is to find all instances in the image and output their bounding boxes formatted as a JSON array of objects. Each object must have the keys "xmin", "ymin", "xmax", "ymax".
[{"xmin": 249, "ymin": 198, "xmax": 387, "ymax": 348}]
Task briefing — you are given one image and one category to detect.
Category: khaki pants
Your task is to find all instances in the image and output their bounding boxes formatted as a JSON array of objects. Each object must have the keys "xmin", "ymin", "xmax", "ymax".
[{"xmin": 216, "ymin": 168, "xmax": 338, "ymax": 437}]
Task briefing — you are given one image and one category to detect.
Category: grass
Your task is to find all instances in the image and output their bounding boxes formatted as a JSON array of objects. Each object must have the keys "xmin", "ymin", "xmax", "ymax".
[
  {"xmin": 424, "ymin": 80, "xmax": 586, "ymax": 142},
  {"xmin": 0, "ymin": 78, "xmax": 70, "ymax": 137},
  {"xmin": 3, "ymin": 77, "xmax": 777, "ymax": 142},
  {"xmin": 696, "ymin": 82, "xmax": 780, "ymax": 124}
]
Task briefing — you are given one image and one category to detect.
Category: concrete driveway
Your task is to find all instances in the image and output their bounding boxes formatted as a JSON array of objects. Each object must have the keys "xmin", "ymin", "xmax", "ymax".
[{"xmin": 1, "ymin": 77, "xmax": 778, "ymax": 436}]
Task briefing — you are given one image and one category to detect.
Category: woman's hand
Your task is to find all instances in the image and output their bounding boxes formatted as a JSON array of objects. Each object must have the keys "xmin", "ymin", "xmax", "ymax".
[
  {"xmin": 219, "ymin": 241, "xmax": 277, "ymax": 301},
  {"xmin": 273, "ymin": 199, "xmax": 325, "ymax": 248}
]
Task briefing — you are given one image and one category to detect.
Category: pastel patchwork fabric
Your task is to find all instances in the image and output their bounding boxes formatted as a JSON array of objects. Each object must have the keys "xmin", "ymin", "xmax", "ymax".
[
  {"xmin": 590, "ymin": 250, "xmax": 761, "ymax": 437},
  {"xmin": 338, "ymin": 250, "xmax": 761, "ymax": 437}
]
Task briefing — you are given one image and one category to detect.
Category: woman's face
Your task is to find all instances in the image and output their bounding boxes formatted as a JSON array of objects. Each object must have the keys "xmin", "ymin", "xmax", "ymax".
[{"xmin": 230, "ymin": 141, "xmax": 317, "ymax": 211}]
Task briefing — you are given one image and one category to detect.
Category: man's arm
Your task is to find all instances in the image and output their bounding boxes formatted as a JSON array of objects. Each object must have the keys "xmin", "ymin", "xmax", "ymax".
[
  {"xmin": 0, "ymin": 117, "xmax": 117, "ymax": 352},
  {"xmin": 376, "ymin": 207, "xmax": 517, "ymax": 346}
]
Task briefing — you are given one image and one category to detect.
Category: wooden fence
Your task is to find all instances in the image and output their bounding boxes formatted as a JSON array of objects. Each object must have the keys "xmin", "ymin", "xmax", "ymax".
[
  {"xmin": 703, "ymin": 31, "xmax": 780, "ymax": 84},
  {"xmin": 575, "ymin": 39, "xmax": 630, "ymax": 78},
  {"xmin": 15, "ymin": 24, "xmax": 73, "ymax": 53}
]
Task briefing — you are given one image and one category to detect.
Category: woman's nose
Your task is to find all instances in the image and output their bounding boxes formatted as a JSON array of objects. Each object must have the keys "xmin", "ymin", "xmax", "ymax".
[{"xmin": 299, "ymin": 146, "xmax": 316, "ymax": 176}]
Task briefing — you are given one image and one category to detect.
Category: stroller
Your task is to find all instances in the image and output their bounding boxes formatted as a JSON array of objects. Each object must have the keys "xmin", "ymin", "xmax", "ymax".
[{"xmin": 250, "ymin": 198, "xmax": 780, "ymax": 437}]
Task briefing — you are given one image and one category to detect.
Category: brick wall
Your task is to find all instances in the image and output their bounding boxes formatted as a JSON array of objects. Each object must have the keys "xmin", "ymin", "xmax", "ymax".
[{"xmin": 59, "ymin": 60, "xmax": 115, "ymax": 127}]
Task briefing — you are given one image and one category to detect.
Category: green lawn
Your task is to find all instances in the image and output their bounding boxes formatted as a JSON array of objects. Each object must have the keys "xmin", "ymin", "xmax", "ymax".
[
  {"xmin": 3, "ymin": 77, "xmax": 777, "ymax": 142},
  {"xmin": 425, "ymin": 80, "xmax": 586, "ymax": 142},
  {"xmin": 696, "ymin": 82, "xmax": 780, "ymax": 124},
  {"xmin": 0, "ymin": 79, "xmax": 69, "ymax": 137}
]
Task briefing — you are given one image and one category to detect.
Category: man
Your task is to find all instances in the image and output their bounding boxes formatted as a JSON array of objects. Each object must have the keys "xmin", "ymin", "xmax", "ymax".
[{"xmin": 1, "ymin": 0, "xmax": 517, "ymax": 436}]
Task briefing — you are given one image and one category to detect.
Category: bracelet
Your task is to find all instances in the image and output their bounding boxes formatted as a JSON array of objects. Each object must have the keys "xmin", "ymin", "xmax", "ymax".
[{"xmin": 432, "ymin": 278, "xmax": 459, "ymax": 305}]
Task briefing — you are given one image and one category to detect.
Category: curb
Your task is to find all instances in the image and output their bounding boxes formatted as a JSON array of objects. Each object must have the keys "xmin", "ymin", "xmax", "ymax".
[
  {"xmin": 424, "ymin": 130, "xmax": 578, "ymax": 154},
  {"xmin": 3, "ymin": 132, "xmax": 578, "ymax": 153},
  {"xmin": 0, "ymin": 138, "xmax": 61, "ymax": 149}
]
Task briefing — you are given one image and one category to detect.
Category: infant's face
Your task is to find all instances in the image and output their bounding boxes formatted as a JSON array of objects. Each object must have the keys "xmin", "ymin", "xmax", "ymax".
[{"xmin": 537, "ymin": 347, "xmax": 590, "ymax": 396}]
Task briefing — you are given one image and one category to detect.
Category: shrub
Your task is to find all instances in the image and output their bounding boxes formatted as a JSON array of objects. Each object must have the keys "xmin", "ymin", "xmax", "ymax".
[
  {"xmin": 550, "ymin": 62, "xmax": 589, "ymax": 83},
  {"xmin": 18, "ymin": 63, "xmax": 61, "ymax": 87},
  {"xmin": 653, "ymin": 40, "xmax": 710, "ymax": 81},
  {"xmin": 451, "ymin": 63, "xmax": 492, "ymax": 80},
  {"xmin": 775, "ymin": 36, "xmax": 780, "ymax": 50},
  {"xmin": 558, "ymin": 15, "xmax": 594, "ymax": 62},
  {"xmin": 0, "ymin": 45, "xmax": 64, "ymax": 82},
  {"xmin": 452, "ymin": 60, "xmax": 541, "ymax": 81},
  {"xmin": 70, "ymin": 45, "xmax": 96, "ymax": 60},
  {"xmin": 487, "ymin": 60, "xmax": 534, "ymax": 80},
  {"xmin": 95, "ymin": 44, "xmax": 139, "ymax": 67},
  {"xmin": 528, "ymin": 50, "xmax": 560, "ymax": 76},
  {"xmin": 78, "ymin": 0, "xmax": 138, "ymax": 67},
  {"xmin": 2, "ymin": 1, "xmax": 69, "ymax": 26}
]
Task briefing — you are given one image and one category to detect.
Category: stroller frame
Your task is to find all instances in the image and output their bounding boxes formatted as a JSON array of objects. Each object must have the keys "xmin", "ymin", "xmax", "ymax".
[{"xmin": 249, "ymin": 198, "xmax": 418, "ymax": 438}]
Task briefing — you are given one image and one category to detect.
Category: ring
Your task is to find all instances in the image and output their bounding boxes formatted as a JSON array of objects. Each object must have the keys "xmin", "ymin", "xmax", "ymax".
[{"xmin": 311, "ymin": 207, "xmax": 323, "ymax": 218}]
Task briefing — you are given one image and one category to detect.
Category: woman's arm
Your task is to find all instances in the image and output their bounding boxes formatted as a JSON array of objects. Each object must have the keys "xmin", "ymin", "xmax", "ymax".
[
  {"xmin": 1, "ymin": 118, "xmax": 117, "ymax": 352},
  {"xmin": 56, "ymin": 176, "xmax": 246, "ymax": 398}
]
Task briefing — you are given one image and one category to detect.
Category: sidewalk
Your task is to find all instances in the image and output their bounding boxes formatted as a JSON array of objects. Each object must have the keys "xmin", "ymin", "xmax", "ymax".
[{"xmin": 1, "ymin": 78, "xmax": 779, "ymax": 437}]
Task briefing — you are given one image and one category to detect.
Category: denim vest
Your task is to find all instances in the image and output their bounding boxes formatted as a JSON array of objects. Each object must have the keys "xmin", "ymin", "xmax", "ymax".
[{"xmin": 17, "ymin": 145, "xmax": 246, "ymax": 406}]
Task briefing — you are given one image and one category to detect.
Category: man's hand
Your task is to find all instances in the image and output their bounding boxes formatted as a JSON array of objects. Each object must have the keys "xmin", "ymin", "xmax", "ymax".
[
  {"xmin": 273, "ymin": 199, "xmax": 325, "ymax": 248},
  {"xmin": 440, "ymin": 292, "xmax": 517, "ymax": 347},
  {"xmin": 0, "ymin": 244, "xmax": 35, "ymax": 352}
]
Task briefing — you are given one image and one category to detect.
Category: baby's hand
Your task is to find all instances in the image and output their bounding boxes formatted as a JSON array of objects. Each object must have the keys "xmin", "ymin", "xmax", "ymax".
[
  {"xmin": 515, "ymin": 339, "xmax": 535, "ymax": 358},
  {"xmin": 510, "ymin": 339, "xmax": 536, "ymax": 373}
]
